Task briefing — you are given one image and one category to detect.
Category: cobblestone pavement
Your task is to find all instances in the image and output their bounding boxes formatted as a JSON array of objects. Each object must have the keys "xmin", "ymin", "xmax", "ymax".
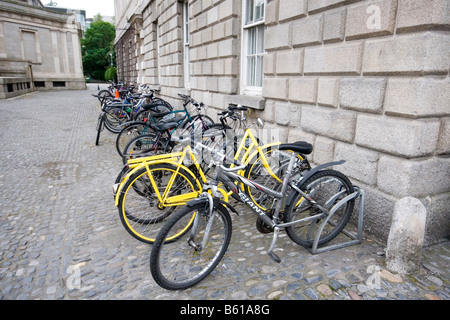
[{"xmin": 0, "ymin": 85, "xmax": 448, "ymax": 302}]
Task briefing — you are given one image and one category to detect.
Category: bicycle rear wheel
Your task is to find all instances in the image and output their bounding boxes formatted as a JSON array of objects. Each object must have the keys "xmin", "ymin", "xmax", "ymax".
[
  {"xmin": 150, "ymin": 202, "xmax": 232, "ymax": 290},
  {"xmin": 284, "ymin": 169, "xmax": 354, "ymax": 247},
  {"xmin": 104, "ymin": 107, "xmax": 130, "ymax": 133},
  {"xmin": 134, "ymin": 101, "xmax": 172, "ymax": 121},
  {"xmin": 116, "ymin": 121, "xmax": 149, "ymax": 157},
  {"xmin": 122, "ymin": 133, "xmax": 167, "ymax": 164},
  {"xmin": 117, "ymin": 163, "xmax": 201, "ymax": 244}
]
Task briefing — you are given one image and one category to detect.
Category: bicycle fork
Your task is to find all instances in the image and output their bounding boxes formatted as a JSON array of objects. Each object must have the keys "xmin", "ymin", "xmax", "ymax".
[{"xmin": 188, "ymin": 193, "xmax": 215, "ymax": 252}]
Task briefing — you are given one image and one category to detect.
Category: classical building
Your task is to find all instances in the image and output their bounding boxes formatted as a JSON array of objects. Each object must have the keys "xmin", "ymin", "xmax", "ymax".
[
  {"xmin": 0, "ymin": 0, "xmax": 85, "ymax": 99},
  {"xmin": 114, "ymin": 0, "xmax": 450, "ymax": 245}
]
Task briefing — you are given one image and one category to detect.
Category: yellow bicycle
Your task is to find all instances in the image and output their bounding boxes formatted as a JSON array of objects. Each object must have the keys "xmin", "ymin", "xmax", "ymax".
[{"xmin": 114, "ymin": 119, "xmax": 311, "ymax": 244}]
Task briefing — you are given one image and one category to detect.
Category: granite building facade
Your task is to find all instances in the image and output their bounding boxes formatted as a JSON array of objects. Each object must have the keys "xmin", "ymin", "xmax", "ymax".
[
  {"xmin": 114, "ymin": 0, "xmax": 450, "ymax": 245},
  {"xmin": 0, "ymin": 0, "xmax": 85, "ymax": 99}
]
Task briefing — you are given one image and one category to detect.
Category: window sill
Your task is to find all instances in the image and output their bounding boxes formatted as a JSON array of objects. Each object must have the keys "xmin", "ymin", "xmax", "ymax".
[{"xmin": 226, "ymin": 94, "xmax": 265, "ymax": 110}]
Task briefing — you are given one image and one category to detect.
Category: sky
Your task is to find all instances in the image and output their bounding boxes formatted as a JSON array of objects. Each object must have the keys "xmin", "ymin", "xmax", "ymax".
[{"xmin": 43, "ymin": 0, "xmax": 115, "ymax": 19}]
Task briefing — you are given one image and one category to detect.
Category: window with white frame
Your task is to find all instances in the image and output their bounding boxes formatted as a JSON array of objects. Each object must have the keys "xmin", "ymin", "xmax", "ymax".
[
  {"xmin": 242, "ymin": 0, "xmax": 265, "ymax": 95},
  {"xmin": 183, "ymin": 1, "xmax": 190, "ymax": 88}
]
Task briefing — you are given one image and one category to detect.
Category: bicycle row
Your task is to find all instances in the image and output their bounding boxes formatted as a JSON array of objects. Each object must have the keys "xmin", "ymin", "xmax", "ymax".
[{"xmin": 92, "ymin": 86, "xmax": 358, "ymax": 291}]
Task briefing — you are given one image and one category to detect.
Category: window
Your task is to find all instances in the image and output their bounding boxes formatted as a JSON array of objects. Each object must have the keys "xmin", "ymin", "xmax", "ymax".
[
  {"xmin": 242, "ymin": 0, "xmax": 265, "ymax": 95},
  {"xmin": 52, "ymin": 81, "xmax": 66, "ymax": 87},
  {"xmin": 21, "ymin": 29, "xmax": 40, "ymax": 64},
  {"xmin": 34, "ymin": 81, "xmax": 45, "ymax": 87},
  {"xmin": 183, "ymin": 1, "xmax": 190, "ymax": 88}
]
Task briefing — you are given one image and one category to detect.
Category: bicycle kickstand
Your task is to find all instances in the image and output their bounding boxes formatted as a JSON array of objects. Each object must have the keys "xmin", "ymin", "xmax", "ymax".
[{"xmin": 267, "ymin": 227, "xmax": 281, "ymax": 263}]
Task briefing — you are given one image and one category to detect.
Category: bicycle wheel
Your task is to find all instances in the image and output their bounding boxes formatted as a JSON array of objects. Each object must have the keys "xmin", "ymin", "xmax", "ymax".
[
  {"xmin": 95, "ymin": 113, "xmax": 105, "ymax": 146},
  {"xmin": 104, "ymin": 106, "xmax": 131, "ymax": 133},
  {"xmin": 150, "ymin": 202, "xmax": 232, "ymax": 290},
  {"xmin": 97, "ymin": 90, "xmax": 112, "ymax": 103},
  {"xmin": 244, "ymin": 148, "xmax": 309, "ymax": 211},
  {"xmin": 122, "ymin": 133, "xmax": 167, "ymax": 164},
  {"xmin": 134, "ymin": 102, "xmax": 172, "ymax": 121},
  {"xmin": 284, "ymin": 169, "xmax": 355, "ymax": 247},
  {"xmin": 117, "ymin": 163, "xmax": 201, "ymax": 244},
  {"xmin": 115, "ymin": 121, "xmax": 149, "ymax": 157}
]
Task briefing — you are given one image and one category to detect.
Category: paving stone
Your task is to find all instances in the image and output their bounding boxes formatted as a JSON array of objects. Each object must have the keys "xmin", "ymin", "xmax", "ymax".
[
  {"xmin": 0, "ymin": 86, "xmax": 448, "ymax": 302},
  {"xmin": 317, "ymin": 283, "xmax": 333, "ymax": 296},
  {"xmin": 303, "ymin": 288, "xmax": 320, "ymax": 299}
]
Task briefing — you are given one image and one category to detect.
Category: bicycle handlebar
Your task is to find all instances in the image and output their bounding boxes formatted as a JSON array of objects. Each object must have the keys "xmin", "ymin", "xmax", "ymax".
[
  {"xmin": 218, "ymin": 104, "xmax": 248, "ymax": 114},
  {"xmin": 178, "ymin": 93, "xmax": 205, "ymax": 110}
]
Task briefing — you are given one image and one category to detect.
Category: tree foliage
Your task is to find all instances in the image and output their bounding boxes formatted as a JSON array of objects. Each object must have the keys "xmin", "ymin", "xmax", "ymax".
[
  {"xmin": 82, "ymin": 15, "xmax": 115, "ymax": 81},
  {"xmin": 105, "ymin": 66, "xmax": 117, "ymax": 81}
]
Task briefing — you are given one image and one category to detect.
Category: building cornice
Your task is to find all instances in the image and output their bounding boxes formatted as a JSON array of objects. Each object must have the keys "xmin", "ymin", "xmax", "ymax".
[{"xmin": 0, "ymin": 0, "xmax": 75, "ymax": 24}]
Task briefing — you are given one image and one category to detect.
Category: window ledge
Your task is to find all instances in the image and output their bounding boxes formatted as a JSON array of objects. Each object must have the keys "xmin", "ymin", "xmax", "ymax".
[{"xmin": 226, "ymin": 94, "xmax": 265, "ymax": 110}]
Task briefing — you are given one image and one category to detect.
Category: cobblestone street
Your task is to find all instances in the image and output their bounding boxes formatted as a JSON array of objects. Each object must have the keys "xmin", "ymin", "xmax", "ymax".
[{"xmin": 0, "ymin": 86, "xmax": 448, "ymax": 303}]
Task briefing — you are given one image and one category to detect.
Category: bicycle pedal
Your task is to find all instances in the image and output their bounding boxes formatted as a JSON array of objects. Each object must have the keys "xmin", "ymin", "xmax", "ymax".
[{"xmin": 268, "ymin": 251, "xmax": 281, "ymax": 263}]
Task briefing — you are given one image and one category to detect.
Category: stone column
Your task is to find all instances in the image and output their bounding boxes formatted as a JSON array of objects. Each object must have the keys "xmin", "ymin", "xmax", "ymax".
[{"xmin": 386, "ymin": 197, "xmax": 427, "ymax": 274}]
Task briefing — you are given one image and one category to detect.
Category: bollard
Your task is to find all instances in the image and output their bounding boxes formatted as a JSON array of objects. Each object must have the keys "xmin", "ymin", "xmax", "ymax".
[{"xmin": 385, "ymin": 197, "xmax": 427, "ymax": 275}]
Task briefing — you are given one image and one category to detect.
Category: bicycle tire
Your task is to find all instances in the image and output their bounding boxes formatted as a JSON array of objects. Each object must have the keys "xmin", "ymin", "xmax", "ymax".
[
  {"xmin": 150, "ymin": 201, "xmax": 232, "ymax": 290},
  {"xmin": 117, "ymin": 163, "xmax": 201, "ymax": 244},
  {"xmin": 133, "ymin": 102, "xmax": 172, "ymax": 121},
  {"xmin": 97, "ymin": 90, "xmax": 112, "ymax": 103},
  {"xmin": 103, "ymin": 106, "xmax": 131, "ymax": 133},
  {"xmin": 284, "ymin": 169, "xmax": 355, "ymax": 248},
  {"xmin": 115, "ymin": 121, "xmax": 149, "ymax": 157},
  {"xmin": 122, "ymin": 133, "xmax": 168, "ymax": 164},
  {"xmin": 95, "ymin": 113, "xmax": 105, "ymax": 146}
]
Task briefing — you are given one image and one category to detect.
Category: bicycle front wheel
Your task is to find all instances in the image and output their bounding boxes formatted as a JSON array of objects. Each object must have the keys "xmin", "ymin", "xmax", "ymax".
[
  {"xmin": 150, "ymin": 202, "xmax": 232, "ymax": 290},
  {"xmin": 117, "ymin": 163, "xmax": 201, "ymax": 244},
  {"xmin": 285, "ymin": 169, "xmax": 355, "ymax": 247}
]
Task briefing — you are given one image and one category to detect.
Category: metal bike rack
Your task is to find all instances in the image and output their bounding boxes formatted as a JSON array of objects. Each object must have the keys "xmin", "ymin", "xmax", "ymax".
[{"xmin": 308, "ymin": 186, "xmax": 365, "ymax": 255}]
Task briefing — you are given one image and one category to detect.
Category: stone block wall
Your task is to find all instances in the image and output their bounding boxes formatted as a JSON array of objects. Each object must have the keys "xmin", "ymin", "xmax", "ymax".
[
  {"xmin": 0, "ymin": 0, "xmax": 86, "ymax": 97},
  {"xmin": 115, "ymin": 0, "xmax": 450, "ymax": 244},
  {"xmin": 259, "ymin": 0, "xmax": 449, "ymax": 244}
]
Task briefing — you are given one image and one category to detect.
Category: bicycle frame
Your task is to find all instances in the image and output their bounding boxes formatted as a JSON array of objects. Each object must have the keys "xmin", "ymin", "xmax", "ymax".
[
  {"xmin": 114, "ymin": 128, "xmax": 280, "ymax": 211},
  {"xmin": 116, "ymin": 127, "xmax": 279, "ymax": 192},
  {"xmin": 114, "ymin": 145, "xmax": 223, "ymax": 208},
  {"xmin": 231, "ymin": 128, "xmax": 283, "ymax": 183},
  {"xmin": 213, "ymin": 153, "xmax": 298, "ymax": 229},
  {"xmin": 197, "ymin": 152, "xmax": 338, "ymax": 263}
]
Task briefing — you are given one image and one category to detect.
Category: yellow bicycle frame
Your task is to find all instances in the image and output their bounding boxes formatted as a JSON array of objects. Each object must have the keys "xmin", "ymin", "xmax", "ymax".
[{"xmin": 114, "ymin": 128, "xmax": 283, "ymax": 208}]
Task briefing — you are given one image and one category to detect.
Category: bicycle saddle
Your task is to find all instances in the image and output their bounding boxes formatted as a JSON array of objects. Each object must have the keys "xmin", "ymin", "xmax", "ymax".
[
  {"xmin": 142, "ymin": 102, "xmax": 169, "ymax": 111},
  {"xmin": 151, "ymin": 111, "xmax": 171, "ymax": 118},
  {"xmin": 279, "ymin": 141, "xmax": 313, "ymax": 155},
  {"xmin": 151, "ymin": 121, "xmax": 179, "ymax": 131}
]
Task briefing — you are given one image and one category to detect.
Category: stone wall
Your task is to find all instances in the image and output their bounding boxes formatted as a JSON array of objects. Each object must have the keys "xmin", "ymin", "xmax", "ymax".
[
  {"xmin": 0, "ymin": 0, "xmax": 86, "ymax": 98},
  {"xmin": 261, "ymin": 0, "xmax": 450, "ymax": 244},
  {"xmin": 114, "ymin": 0, "xmax": 450, "ymax": 245}
]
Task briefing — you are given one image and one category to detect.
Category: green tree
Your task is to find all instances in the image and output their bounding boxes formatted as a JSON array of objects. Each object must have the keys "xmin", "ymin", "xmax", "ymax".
[{"xmin": 82, "ymin": 14, "xmax": 115, "ymax": 81}]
